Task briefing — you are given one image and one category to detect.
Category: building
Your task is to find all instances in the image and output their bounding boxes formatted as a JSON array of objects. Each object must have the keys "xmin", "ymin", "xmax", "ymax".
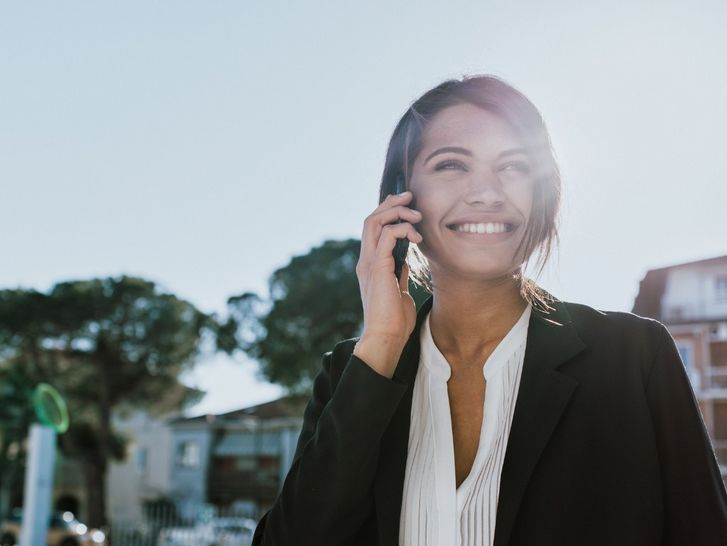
[
  {"xmin": 105, "ymin": 396, "xmax": 307, "ymax": 522},
  {"xmin": 167, "ymin": 395, "xmax": 306, "ymax": 518},
  {"xmin": 49, "ymin": 410, "xmax": 177, "ymax": 525},
  {"xmin": 106, "ymin": 410, "xmax": 176, "ymax": 522},
  {"xmin": 632, "ymin": 254, "xmax": 727, "ymax": 482}
]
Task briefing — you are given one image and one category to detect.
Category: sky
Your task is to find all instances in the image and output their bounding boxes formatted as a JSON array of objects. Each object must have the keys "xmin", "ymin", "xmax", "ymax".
[{"xmin": 2, "ymin": 1, "xmax": 726, "ymax": 416}]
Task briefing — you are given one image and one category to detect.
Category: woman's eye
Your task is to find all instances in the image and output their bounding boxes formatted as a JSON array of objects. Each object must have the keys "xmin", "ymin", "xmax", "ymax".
[
  {"xmin": 434, "ymin": 160, "xmax": 466, "ymax": 171},
  {"xmin": 498, "ymin": 161, "xmax": 531, "ymax": 174}
]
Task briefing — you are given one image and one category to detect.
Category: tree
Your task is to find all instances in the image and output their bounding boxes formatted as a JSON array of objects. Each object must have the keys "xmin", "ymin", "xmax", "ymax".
[
  {"xmin": 226, "ymin": 238, "xmax": 430, "ymax": 393},
  {"xmin": 0, "ymin": 275, "xmax": 231, "ymax": 526},
  {"xmin": 0, "ymin": 360, "xmax": 35, "ymax": 518}
]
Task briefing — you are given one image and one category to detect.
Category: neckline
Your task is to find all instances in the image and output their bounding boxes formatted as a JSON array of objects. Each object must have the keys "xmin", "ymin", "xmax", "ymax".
[{"xmin": 420, "ymin": 303, "xmax": 532, "ymax": 381}]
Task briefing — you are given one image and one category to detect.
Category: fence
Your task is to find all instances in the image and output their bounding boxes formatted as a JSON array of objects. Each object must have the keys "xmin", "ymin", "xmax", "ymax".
[{"xmin": 108, "ymin": 504, "xmax": 257, "ymax": 546}]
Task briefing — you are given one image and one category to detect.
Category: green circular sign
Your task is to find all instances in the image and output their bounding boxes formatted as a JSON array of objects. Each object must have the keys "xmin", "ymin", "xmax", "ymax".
[{"xmin": 32, "ymin": 383, "xmax": 69, "ymax": 433}]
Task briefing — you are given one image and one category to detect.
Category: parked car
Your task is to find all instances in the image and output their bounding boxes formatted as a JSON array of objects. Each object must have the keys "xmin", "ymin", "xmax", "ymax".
[
  {"xmin": 157, "ymin": 517, "xmax": 255, "ymax": 546},
  {"xmin": 0, "ymin": 510, "xmax": 107, "ymax": 546}
]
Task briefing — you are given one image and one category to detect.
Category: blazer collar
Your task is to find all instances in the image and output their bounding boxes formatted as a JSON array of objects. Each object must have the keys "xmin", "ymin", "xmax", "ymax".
[{"xmin": 373, "ymin": 290, "xmax": 586, "ymax": 546}]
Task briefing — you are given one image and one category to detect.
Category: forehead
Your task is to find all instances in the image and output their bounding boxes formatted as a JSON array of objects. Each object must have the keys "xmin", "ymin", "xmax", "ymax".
[{"xmin": 419, "ymin": 103, "xmax": 522, "ymax": 155}]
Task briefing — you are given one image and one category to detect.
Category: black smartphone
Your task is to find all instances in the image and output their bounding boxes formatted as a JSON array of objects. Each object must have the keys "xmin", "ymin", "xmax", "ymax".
[{"xmin": 391, "ymin": 175, "xmax": 409, "ymax": 281}]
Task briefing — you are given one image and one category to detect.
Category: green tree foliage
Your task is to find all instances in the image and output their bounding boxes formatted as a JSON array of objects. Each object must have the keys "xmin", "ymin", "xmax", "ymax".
[
  {"xmin": 0, "ymin": 275, "xmax": 231, "ymax": 526},
  {"xmin": 0, "ymin": 361, "xmax": 35, "ymax": 518},
  {"xmin": 226, "ymin": 239, "xmax": 430, "ymax": 393}
]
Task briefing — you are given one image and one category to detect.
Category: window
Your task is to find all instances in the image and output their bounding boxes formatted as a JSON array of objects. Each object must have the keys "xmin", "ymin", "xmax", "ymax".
[
  {"xmin": 257, "ymin": 455, "xmax": 280, "ymax": 481},
  {"xmin": 176, "ymin": 441, "xmax": 200, "ymax": 468},
  {"xmin": 677, "ymin": 342, "xmax": 693, "ymax": 368},
  {"xmin": 716, "ymin": 275, "xmax": 727, "ymax": 302},
  {"xmin": 665, "ymin": 306, "xmax": 684, "ymax": 321},
  {"xmin": 676, "ymin": 340, "xmax": 700, "ymax": 391},
  {"xmin": 135, "ymin": 447, "xmax": 148, "ymax": 473},
  {"xmin": 236, "ymin": 455, "xmax": 258, "ymax": 472}
]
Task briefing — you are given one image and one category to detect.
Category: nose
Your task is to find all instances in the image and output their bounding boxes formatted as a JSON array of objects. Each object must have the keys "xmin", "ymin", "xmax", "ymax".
[{"xmin": 464, "ymin": 172, "xmax": 505, "ymax": 207}]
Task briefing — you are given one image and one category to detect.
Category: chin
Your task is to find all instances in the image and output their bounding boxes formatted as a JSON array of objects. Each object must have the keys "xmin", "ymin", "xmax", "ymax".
[{"xmin": 438, "ymin": 262, "xmax": 521, "ymax": 284}]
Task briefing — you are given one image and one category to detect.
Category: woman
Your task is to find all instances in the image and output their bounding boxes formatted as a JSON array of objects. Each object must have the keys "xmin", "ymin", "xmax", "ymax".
[{"xmin": 252, "ymin": 75, "xmax": 727, "ymax": 545}]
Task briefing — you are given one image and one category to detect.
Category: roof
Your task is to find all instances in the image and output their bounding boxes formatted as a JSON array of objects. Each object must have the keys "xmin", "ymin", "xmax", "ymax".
[
  {"xmin": 632, "ymin": 254, "xmax": 727, "ymax": 321},
  {"xmin": 171, "ymin": 394, "xmax": 309, "ymax": 425}
]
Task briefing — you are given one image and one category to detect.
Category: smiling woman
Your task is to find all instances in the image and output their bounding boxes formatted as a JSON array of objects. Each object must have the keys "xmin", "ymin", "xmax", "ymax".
[{"xmin": 252, "ymin": 75, "xmax": 727, "ymax": 546}]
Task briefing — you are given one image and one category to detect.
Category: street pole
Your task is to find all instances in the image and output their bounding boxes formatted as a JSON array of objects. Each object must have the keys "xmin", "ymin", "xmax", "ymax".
[{"xmin": 19, "ymin": 424, "xmax": 56, "ymax": 546}]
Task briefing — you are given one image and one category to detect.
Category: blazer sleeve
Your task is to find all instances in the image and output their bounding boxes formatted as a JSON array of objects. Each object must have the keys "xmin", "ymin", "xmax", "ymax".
[
  {"xmin": 645, "ymin": 322, "xmax": 727, "ymax": 544},
  {"xmin": 252, "ymin": 346, "xmax": 408, "ymax": 546}
]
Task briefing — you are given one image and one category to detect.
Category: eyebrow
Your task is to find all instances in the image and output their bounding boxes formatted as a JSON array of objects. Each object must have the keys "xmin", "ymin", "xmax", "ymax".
[{"xmin": 424, "ymin": 146, "xmax": 530, "ymax": 165}]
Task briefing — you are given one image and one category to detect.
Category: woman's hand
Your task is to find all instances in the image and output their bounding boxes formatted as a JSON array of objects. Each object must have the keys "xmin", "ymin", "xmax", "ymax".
[{"xmin": 353, "ymin": 191, "xmax": 423, "ymax": 378}]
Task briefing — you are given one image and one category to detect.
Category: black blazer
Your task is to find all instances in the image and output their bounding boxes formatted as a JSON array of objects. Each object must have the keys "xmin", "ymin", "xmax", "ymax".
[{"xmin": 253, "ymin": 294, "xmax": 727, "ymax": 545}]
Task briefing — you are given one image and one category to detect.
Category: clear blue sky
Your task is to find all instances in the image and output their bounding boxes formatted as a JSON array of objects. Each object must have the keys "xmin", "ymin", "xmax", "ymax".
[{"xmin": 2, "ymin": 1, "xmax": 726, "ymax": 415}]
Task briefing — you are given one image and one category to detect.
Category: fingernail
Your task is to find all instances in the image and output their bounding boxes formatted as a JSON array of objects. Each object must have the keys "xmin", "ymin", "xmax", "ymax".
[{"xmin": 397, "ymin": 190, "xmax": 411, "ymax": 196}]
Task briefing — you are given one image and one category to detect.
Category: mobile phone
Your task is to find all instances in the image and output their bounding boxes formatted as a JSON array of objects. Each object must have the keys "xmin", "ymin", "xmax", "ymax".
[{"xmin": 391, "ymin": 175, "xmax": 409, "ymax": 281}]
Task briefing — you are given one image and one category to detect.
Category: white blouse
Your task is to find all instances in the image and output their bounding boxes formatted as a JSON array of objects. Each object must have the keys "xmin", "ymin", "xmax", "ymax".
[{"xmin": 399, "ymin": 304, "xmax": 532, "ymax": 546}]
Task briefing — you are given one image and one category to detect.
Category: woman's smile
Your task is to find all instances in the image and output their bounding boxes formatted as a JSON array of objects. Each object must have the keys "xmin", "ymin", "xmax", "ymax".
[
  {"xmin": 447, "ymin": 221, "xmax": 520, "ymax": 243},
  {"xmin": 445, "ymin": 213, "xmax": 522, "ymax": 244}
]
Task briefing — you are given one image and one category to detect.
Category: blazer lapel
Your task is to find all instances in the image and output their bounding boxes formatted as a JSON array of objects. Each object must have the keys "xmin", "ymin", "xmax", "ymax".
[
  {"xmin": 372, "ymin": 293, "xmax": 586, "ymax": 546},
  {"xmin": 493, "ymin": 297, "xmax": 586, "ymax": 546}
]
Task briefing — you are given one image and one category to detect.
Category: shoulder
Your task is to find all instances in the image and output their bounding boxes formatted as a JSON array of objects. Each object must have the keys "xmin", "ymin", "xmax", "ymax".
[
  {"xmin": 559, "ymin": 299, "xmax": 665, "ymax": 337},
  {"xmin": 547, "ymin": 299, "xmax": 681, "ymax": 386},
  {"xmin": 556, "ymin": 299, "xmax": 671, "ymax": 359}
]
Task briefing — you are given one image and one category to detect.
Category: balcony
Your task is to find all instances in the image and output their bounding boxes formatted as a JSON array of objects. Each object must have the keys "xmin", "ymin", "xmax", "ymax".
[
  {"xmin": 713, "ymin": 440, "xmax": 727, "ymax": 475},
  {"xmin": 699, "ymin": 367, "xmax": 727, "ymax": 398},
  {"xmin": 206, "ymin": 455, "xmax": 281, "ymax": 505},
  {"xmin": 207, "ymin": 469, "xmax": 279, "ymax": 502}
]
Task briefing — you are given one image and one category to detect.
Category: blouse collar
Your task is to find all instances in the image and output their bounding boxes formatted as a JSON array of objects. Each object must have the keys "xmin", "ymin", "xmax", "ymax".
[{"xmin": 419, "ymin": 303, "xmax": 532, "ymax": 381}]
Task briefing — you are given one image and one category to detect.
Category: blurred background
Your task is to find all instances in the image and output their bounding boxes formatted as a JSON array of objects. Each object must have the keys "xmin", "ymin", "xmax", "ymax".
[{"xmin": 1, "ymin": 0, "xmax": 726, "ymax": 543}]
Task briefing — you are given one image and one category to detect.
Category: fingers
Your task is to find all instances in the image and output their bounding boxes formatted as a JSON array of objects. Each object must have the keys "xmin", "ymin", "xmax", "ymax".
[
  {"xmin": 374, "ymin": 190, "xmax": 414, "ymax": 213},
  {"xmin": 356, "ymin": 220, "xmax": 421, "ymax": 280},
  {"xmin": 373, "ymin": 223, "xmax": 423, "ymax": 264},
  {"xmin": 361, "ymin": 195, "xmax": 422, "ymax": 259},
  {"xmin": 361, "ymin": 207, "xmax": 422, "ymax": 258}
]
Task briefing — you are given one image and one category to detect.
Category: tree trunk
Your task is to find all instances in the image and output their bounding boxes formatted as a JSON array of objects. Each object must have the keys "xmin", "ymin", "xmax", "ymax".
[
  {"xmin": 82, "ymin": 458, "xmax": 107, "ymax": 527},
  {"xmin": 0, "ymin": 478, "xmax": 9, "ymax": 520},
  {"xmin": 91, "ymin": 336, "xmax": 113, "ymax": 527}
]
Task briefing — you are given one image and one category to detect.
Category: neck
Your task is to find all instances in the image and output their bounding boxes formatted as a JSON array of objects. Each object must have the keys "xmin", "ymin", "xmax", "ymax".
[{"xmin": 428, "ymin": 272, "xmax": 528, "ymax": 366}]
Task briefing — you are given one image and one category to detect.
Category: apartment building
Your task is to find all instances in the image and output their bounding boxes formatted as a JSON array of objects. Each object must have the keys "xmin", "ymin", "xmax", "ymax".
[
  {"xmin": 167, "ymin": 395, "xmax": 306, "ymax": 518},
  {"xmin": 632, "ymin": 254, "xmax": 727, "ymax": 481}
]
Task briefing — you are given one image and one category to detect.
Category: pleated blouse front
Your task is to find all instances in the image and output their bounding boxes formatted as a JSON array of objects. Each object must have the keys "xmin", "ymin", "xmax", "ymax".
[{"xmin": 398, "ymin": 304, "xmax": 532, "ymax": 546}]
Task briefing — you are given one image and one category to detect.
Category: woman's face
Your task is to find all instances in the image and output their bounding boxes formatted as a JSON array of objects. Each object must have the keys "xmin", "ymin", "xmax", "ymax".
[{"xmin": 409, "ymin": 103, "xmax": 535, "ymax": 284}]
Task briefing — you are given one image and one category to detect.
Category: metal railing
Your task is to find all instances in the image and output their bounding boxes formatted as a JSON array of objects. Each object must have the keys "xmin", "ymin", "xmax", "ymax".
[
  {"xmin": 108, "ymin": 504, "xmax": 257, "ymax": 546},
  {"xmin": 713, "ymin": 440, "xmax": 727, "ymax": 468},
  {"xmin": 698, "ymin": 367, "xmax": 727, "ymax": 394}
]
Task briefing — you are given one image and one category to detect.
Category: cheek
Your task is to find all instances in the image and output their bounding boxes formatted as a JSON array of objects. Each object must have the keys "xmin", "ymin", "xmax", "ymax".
[
  {"xmin": 408, "ymin": 192, "xmax": 443, "ymax": 253},
  {"xmin": 411, "ymin": 183, "xmax": 450, "ymax": 213},
  {"xmin": 411, "ymin": 189, "xmax": 447, "ymax": 232},
  {"xmin": 505, "ymin": 183, "xmax": 534, "ymax": 218}
]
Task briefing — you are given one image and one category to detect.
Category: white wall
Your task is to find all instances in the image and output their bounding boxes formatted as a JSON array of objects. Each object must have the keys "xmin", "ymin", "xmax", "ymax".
[
  {"xmin": 106, "ymin": 411, "xmax": 174, "ymax": 522},
  {"xmin": 168, "ymin": 425, "xmax": 213, "ymax": 519},
  {"xmin": 662, "ymin": 261, "xmax": 727, "ymax": 321}
]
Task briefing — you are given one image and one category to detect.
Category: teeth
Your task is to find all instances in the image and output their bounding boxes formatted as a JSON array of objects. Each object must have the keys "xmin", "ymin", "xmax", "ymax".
[{"xmin": 453, "ymin": 222, "xmax": 509, "ymax": 234}]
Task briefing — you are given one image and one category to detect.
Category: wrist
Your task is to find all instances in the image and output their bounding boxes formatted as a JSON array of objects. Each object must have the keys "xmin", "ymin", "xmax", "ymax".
[{"xmin": 353, "ymin": 334, "xmax": 407, "ymax": 379}]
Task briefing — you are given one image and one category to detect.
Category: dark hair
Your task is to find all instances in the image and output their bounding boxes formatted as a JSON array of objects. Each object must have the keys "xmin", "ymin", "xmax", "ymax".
[{"xmin": 378, "ymin": 74, "xmax": 561, "ymax": 311}]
